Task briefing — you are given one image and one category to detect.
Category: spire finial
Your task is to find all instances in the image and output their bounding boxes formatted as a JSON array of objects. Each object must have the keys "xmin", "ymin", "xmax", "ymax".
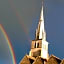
[{"xmin": 40, "ymin": 1, "xmax": 44, "ymax": 21}]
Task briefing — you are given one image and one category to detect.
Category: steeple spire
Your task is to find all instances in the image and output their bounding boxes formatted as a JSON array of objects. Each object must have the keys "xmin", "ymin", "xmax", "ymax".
[
  {"xmin": 29, "ymin": 1, "xmax": 49, "ymax": 60},
  {"xmin": 40, "ymin": 1, "xmax": 44, "ymax": 22},
  {"xmin": 36, "ymin": 2, "xmax": 46, "ymax": 40}
]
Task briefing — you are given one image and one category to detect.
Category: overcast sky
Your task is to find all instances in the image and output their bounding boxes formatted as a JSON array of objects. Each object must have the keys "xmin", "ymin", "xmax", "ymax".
[{"xmin": 0, "ymin": 0, "xmax": 64, "ymax": 63}]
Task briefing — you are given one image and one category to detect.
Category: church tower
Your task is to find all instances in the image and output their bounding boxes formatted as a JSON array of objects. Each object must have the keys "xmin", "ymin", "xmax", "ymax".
[
  {"xmin": 20, "ymin": 1, "xmax": 63, "ymax": 64},
  {"xmin": 29, "ymin": 1, "xmax": 49, "ymax": 60}
]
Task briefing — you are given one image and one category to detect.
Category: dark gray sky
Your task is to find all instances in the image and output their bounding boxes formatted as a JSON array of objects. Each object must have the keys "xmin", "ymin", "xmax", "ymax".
[{"xmin": 0, "ymin": 0, "xmax": 64, "ymax": 63}]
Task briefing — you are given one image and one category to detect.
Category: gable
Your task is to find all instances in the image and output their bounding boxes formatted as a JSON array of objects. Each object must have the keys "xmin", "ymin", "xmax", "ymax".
[
  {"xmin": 20, "ymin": 55, "xmax": 31, "ymax": 64},
  {"xmin": 60, "ymin": 60, "xmax": 64, "ymax": 64},
  {"xmin": 33, "ymin": 57, "xmax": 44, "ymax": 64},
  {"xmin": 47, "ymin": 55, "xmax": 62, "ymax": 64}
]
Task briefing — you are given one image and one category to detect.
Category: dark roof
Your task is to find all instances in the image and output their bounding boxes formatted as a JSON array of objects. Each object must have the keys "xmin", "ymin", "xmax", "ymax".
[
  {"xmin": 47, "ymin": 55, "xmax": 61, "ymax": 64},
  {"xmin": 19, "ymin": 55, "xmax": 35, "ymax": 64},
  {"xmin": 20, "ymin": 54, "xmax": 62, "ymax": 64},
  {"xmin": 50, "ymin": 55, "xmax": 61, "ymax": 62},
  {"xmin": 33, "ymin": 56, "xmax": 47, "ymax": 64},
  {"xmin": 60, "ymin": 59, "xmax": 64, "ymax": 64}
]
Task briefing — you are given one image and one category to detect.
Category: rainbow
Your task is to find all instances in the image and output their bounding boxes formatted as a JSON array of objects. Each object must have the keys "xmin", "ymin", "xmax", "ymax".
[
  {"xmin": 8, "ymin": 0, "xmax": 31, "ymax": 43},
  {"xmin": 0, "ymin": 24, "xmax": 16, "ymax": 64}
]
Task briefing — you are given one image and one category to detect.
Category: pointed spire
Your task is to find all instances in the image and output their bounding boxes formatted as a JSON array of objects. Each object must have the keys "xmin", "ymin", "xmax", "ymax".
[
  {"xmin": 29, "ymin": 1, "xmax": 49, "ymax": 59},
  {"xmin": 40, "ymin": 2, "xmax": 44, "ymax": 22},
  {"xmin": 36, "ymin": 1, "xmax": 46, "ymax": 40}
]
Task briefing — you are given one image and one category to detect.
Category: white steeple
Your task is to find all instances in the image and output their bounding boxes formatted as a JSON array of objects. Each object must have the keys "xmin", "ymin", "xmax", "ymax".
[
  {"xmin": 29, "ymin": 1, "xmax": 49, "ymax": 60},
  {"xmin": 40, "ymin": 2, "xmax": 44, "ymax": 22},
  {"xmin": 36, "ymin": 2, "xmax": 46, "ymax": 40}
]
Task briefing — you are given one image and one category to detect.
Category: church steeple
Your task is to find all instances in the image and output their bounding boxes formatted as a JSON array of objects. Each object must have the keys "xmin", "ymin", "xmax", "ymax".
[
  {"xmin": 36, "ymin": 2, "xmax": 46, "ymax": 40},
  {"xmin": 29, "ymin": 1, "xmax": 49, "ymax": 60}
]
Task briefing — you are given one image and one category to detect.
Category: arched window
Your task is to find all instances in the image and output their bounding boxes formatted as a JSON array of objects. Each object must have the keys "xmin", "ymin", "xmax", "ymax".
[
  {"xmin": 34, "ymin": 42, "xmax": 36, "ymax": 48},
  {"xmin": 37, "ymin": 43, "xmax": 39, "ymax": 48},
  {"xmin": 34, "ymin": 42, "xmax": 39, "ymax": 48}
]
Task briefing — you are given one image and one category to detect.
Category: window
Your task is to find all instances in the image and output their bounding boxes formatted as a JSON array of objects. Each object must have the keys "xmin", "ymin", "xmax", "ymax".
[
  {"xmin": 34, "ymin": 42, "xmax": 39, "ymax": 48},
  {"xmin": 37, "ymin": 43, "xmax": 39, "ymax": 48},
  {"xmin": 34, "ymin": 42, "xmax": 36, "ymax": 48}
]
